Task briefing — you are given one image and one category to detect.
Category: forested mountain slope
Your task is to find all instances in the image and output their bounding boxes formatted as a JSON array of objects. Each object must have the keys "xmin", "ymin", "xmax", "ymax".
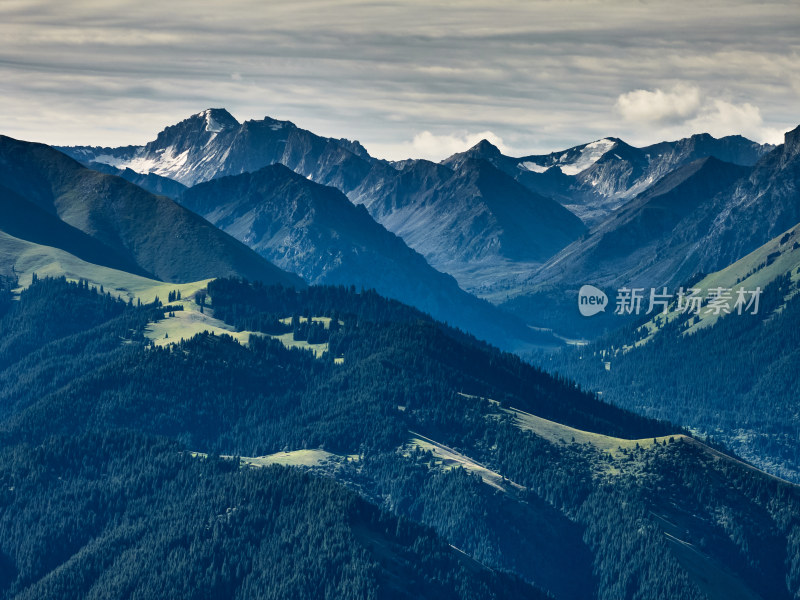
[
  {"xmin": 542, "ymin": 222, "xmax": 800, "ymax": 482},
  {"xmin": 0, "ymin": 276, "xmax": 796, "ymax": 600}
]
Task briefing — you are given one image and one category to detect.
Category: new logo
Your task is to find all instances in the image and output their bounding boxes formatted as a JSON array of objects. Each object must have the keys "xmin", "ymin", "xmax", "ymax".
[{"xmin": 578, "ymin": 285, "xmax": 608, "ymax": 317}]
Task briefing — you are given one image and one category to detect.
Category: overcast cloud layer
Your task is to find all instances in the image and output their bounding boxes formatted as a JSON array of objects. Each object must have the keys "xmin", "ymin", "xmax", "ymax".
[{"xmin": 1, "ymin": 0, "xmax": 798, "ymax": 160}]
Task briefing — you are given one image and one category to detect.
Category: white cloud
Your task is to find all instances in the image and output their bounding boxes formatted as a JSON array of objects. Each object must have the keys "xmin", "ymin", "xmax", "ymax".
[
  {"xmin": 615, "ymin": 84, "xmax": 787, "ymax": 145},
  {"xmin": 615, "ymin": 85, "xmax": 702, "ymax": 124},
  {"xmin": 367, "ymin": 130, "xmax": 511, "ymax": 162},
  {"xmin": 687, "ymin": 99, "xmax": 785, "ymax": 144}
]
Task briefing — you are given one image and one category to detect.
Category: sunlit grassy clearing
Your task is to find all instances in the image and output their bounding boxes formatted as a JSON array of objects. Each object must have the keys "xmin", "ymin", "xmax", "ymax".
[
  {"xmin": 144, "ymin": 307, "xmax": 258, "ymax": 347},
  {"xmin": 408, "ymin": 432, "xmax": 524, "ymax": 492},
  {"xmin": 191, "ymin": 449, "xmax": 359, "ymax": 468},
  {"xmin": 267, "ymin": 332, "xmax": 329, "ymax": 358},
  {"xmin": 278, "ymin": 316, "xmax": 342, "ymax": 329},
  {"xmin": 505, "ymin": 406, "xmax": 682, "ymax": 458}
]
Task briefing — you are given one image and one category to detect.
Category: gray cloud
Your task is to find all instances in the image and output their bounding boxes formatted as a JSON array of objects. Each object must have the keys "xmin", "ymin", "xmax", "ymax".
[{"xmin": 1, "ymin": 0, "xmax": 798, "ymax": 159}]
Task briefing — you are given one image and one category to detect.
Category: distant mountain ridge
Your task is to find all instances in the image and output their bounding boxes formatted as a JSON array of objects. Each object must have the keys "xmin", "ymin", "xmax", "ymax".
[
  {"xmin": 59, "ymin": 109, "xmax": 776, "ymax": 299},
  {"xmin": 60, "ymin": 109, "xmax": 590, "ymax": 295},
  {"xmin": 528, "ymin": 156, "xmax": 752, "ymax": 291},
  {"xmin": 348, "ymin": 156, "xmax": 587, "ymax": 292},
  {"xmin": 444, "ymin": 133, "xmax": 774, "ymax": 224},
  {"xmin": 60, "ymin": 108, "xmax": 375, "ymax": 191},
  {"xmin": 10, "ymin": 131, "xmax": 561, "ymax": 351},
  {"xmin": 59, "ymin": 109, "xmax": 774, "ymax": 232},
  {"xmin": 532, "ymin": 124, "xmax": 800, "ymax": 295},
  {"xmin": 692, "ymin": 124, "xmax": 800, "ymax": 274},
  {"xmin": 498, "ymin": 124, "xmax": 800, "ymax": 341}
]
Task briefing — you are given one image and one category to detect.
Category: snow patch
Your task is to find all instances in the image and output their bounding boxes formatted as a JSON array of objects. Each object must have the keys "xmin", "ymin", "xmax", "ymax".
[
  {"xmin": 559, "ymin": 138, "xmax": 616, "ymax": 176},
  {"xmin": 516, "ymin": 138, "xmax": 616, "ymax": 177},
  {"xmin": 91, "ymin": 145, "xmax": 190, "ymax": 179},
  {"xmin": 519, "ymin": 161, "xmax": 549, "ymax": 174},
  {"xmin": 93, "ymin": 152, "xmax": 159, "ymax": 175},
  {"xmin": 204, "ymin": 110, "xmax": 224, "ymax": 133}
]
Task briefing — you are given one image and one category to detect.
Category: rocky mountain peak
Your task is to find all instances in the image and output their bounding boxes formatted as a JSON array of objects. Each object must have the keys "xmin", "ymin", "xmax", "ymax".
[
  {"xmin": 469, "ymin": 138, "xmax": 502, "ymax": 158},
  {"xmin": 196, "ymin": 108, "xmax": 240, "ymax": 132}
]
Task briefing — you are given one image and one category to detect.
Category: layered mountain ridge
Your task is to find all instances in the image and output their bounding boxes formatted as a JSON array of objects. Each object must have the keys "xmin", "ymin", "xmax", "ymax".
[
  {"xmin": 60, "ymin": 109, "xmax": 589, "ymax": 293},
  {"xmin": 348, "ymin": 156, "xmax": 587, "ymax": 292},
  {"xmin": 56, "ymin": 109, "xmax": 795, "ymax": 341},
  {"xmin": 494, "ymin": 126, "xmax": 797, "ymax": 338},
  {"xmin": 0, "ymin": 135, "xmax": 303, "ymax": 288},
  {"xmin": 528, "ymin": 155, "xmax": 752, "ymax": 291},
  {"xmin": 444, "ymin": 133, "xmax": 774, "ymax": 225},
  {"xmin": 59, "ymin": 109, "xmax": 776, "ymax": 301}
]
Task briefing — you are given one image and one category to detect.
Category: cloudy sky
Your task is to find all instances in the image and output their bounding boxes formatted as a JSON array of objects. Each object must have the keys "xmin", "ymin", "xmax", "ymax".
[{"xmin": 1, "ymin": 0, "xmax": 798, "ymax": 160}]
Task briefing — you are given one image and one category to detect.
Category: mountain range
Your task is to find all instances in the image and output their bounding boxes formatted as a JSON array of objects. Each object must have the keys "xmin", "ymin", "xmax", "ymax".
[
  {"xmin": 60, "ymin": 108, "xmax": 375, "ymax": 190},
  {"xmin": 445, "ymin": 133, "xmax": 773, "ymax": 225},
  {"xmin": 347, "ymin": 156, "xmax": 587, "ymax": 292},
  {"xmin": 500, "ymin": 125, "xmax": 800, "ymax": 338},
  {"xmin": 3, "ymin": 107, "xmax": 800, "ymax": 599},
  {"xmin": 59, "ymin": 109, "xmax": 775, "ymax": 299},
  {"xmin": 56, "ymin": 109, "xmax": 800, "ymax": 343},
  {"xmin": 60, "ymin": 110, "xmax": 587, "ymax": 294}
]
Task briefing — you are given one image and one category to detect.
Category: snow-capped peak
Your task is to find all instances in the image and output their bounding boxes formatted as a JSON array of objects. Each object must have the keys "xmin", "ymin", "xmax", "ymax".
[
  {"xmin": 559, "ymin": 138, "xmax": 617, "ymax": 175},
  {"xmin": 518, "ymin": 138, "xmax": 617, "ymax": 176},
  {"xmin": 194, "ymin": 108, "xmax": 239, "ymax": 134},
  {"xmin": 205, "ymin": 112, "xmax": 224, "ymax": 133}
]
